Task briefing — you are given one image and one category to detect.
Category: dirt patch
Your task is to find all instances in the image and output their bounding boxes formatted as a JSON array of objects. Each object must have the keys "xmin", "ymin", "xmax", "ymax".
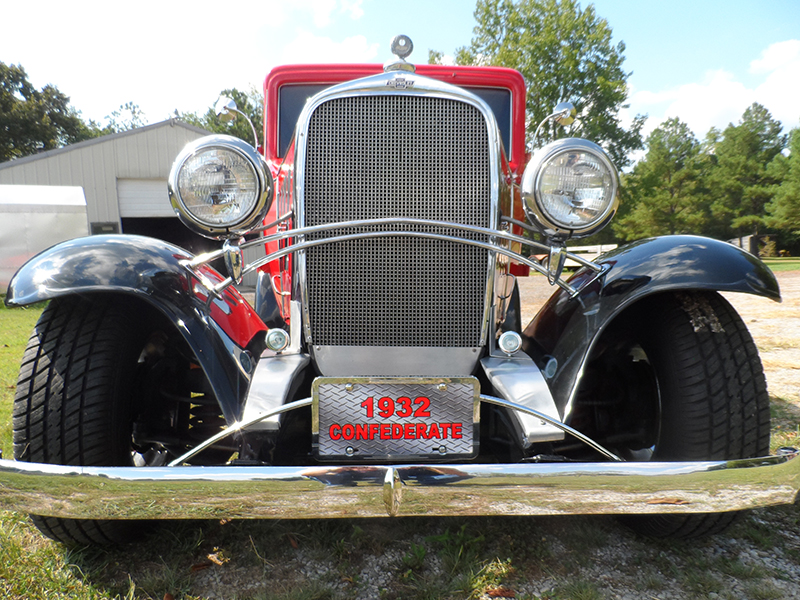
[{"xmin": 723, "ymin": 271, "xmax": 800, "ymax": 404}]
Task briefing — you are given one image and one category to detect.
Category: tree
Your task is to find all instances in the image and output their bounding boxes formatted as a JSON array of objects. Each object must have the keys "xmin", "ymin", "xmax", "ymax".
[
  {"xmin": 179, "ymin": 87, "xmax": 264, "ymax": 148},
  {"xmin": 709, "ymin": 103, "xmax": 786, "ymax": 240},
  {"xmin": 439, "ymin": 0, "xmax": 644, "ymax": 167},
  {"xmin": 102, "ymin": 101, "xmax": 147, "ymax": 133},
  {"xmin": 614, "ymin": 118, "xmax": 708, "ymax": 240},
  {"xmin": 0, "ymin": 62, "xmax": 97, "ymax": 162},
  {"xmin": 766, "ymin": 128, "xmax": 800, "ymax": 237}
]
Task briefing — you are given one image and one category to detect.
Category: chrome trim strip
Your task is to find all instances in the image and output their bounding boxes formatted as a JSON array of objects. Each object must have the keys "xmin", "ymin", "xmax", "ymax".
[
  {"xmin": 1, "ymin": 452, "xmax": 797, "ymax": 520},
  {"xmin": 240, "ymin": 354, "xmax": 310, "ymax": 431},
  {"xmin": 292, "ymin": 72, "xmax": 502, "ymax": 349},
  {"xmin": 383, "ymin": 467, "xmax": 402, "ymax": 517},
  {"xmin": 191, "ymin": 217, "xmax": 607, "ymax": 298},
  {"xmin": 480, "ymin": 357, "xmax": 565, "ymax": 445},
  {"xmin": 240, "ymin": 216, "xmax": 603, "ymax": 274},
  {"xmin": 312, "ymin": 346, "xmax": 481, "ymax": 377}
]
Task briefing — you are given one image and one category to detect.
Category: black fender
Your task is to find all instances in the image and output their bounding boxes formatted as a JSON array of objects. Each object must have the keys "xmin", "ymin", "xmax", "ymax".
[
  {"xmin": 5, "ymin": 234, "xmax": 267, "ymax": 424},
  {"xmin": 522, "ymin": 235, "xmax": 780, "ymax": 419}
]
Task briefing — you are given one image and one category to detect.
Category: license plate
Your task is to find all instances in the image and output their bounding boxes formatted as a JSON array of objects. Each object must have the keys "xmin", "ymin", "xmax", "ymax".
[{"xmin": 313, "ymin": 377, "xmax": 479, "ymax": 460}]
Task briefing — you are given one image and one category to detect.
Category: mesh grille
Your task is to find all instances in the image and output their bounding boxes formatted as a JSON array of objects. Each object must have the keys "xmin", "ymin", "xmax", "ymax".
[{"xmin": 303, "ymin": 95, "xmax": 491, "ymax": 347}]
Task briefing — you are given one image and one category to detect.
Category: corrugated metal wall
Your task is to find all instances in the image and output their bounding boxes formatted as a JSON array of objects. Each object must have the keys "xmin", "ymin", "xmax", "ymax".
[
  {"xmin": 0, "ymin": 121, "xmax": 267, "ymax": 287},
  {"xmin": 0, "ymin": 120, "xmax": 208, "ymax": 226}
]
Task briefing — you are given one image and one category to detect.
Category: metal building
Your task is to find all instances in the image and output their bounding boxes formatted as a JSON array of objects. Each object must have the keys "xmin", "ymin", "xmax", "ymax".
[
  {"xmin": 0, "ymin": 119, "xmax": 214, "ymax": 253},
  {"xmin": 0, "ymin": 120, "xmax": 264, "ymax": 285}
]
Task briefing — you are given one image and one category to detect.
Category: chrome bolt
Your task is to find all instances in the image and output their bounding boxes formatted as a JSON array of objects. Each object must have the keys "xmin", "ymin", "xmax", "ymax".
[
  {"xmin": 438, "ymin": 445, "xmax": 447, "ymax": 455},
  {"xmin": 345, "ymin": 383, "xmax": 354, "ymax": 392},
  {"xmin": 438, "ymin": 383, "xmax": 447, "ymax": 391},
  {"xmin": 345, "ymin": 446, "xmax": 355, "ymax": 456}
]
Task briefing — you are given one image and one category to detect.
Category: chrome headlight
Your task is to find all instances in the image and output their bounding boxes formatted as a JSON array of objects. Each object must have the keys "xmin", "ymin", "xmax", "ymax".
[
  {"xmin": 521, "ymin": 138, "xmax": 618, "ymax": 239},
  {"xmin": 168, "ymin": 135, "xmax": 273, "ymax": 239}
]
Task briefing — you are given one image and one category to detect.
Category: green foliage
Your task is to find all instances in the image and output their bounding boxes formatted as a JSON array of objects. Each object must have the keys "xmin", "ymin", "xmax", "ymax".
[
  {"xmin": 401, "ymin": 543, "xmax": 428, "ymax": 573},
  {"xmin": 101, "ymin": 101, "xmax": 148, "ymax": 134},
  {"xmin": 544, "ymin": 580, "xmax": 604, "ymax": 600},
  {"xmin": 427, "ymin": 524, "xmax": 485, "ymax": 575},
  {"xmin": 179, "ymin": 87, "xmax": 264, "ymax": 148},
  {"xmin": 615, "ymin": 105, "xmax": 797, "ymax": 248},
  {"xmin": 708, "ymin": 102, "xmax": 786, "ymax": 239},
  {"xmin": 428, "ymin": 50, "xmax": 444, "ymax": 65},
  {"xmin": 446, "ymin": 0, "xmax": 644, "ymax": 167},
  {"xmin": 0, "ymin": 62, "xmax": 98, "ymax": 162},
  {"xmin": 614, "ymin": 118, "xmax": 709, "ymax": 240},
  {"xmin": 766, "ymin": 128, "xmax": 800, "ymax": 237}
]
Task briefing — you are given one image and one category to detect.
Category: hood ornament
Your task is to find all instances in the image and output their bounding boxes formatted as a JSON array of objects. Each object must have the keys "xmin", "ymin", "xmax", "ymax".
[{"xmin": 384, "ymin": 34, "xmax": 415, "ymax": 73}]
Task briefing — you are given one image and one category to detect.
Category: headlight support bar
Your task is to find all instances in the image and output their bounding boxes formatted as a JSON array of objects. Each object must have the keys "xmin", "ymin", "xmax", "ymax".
[{"xmin": 181, "ymin": 217, "xmax": 608, "ymax": 299}]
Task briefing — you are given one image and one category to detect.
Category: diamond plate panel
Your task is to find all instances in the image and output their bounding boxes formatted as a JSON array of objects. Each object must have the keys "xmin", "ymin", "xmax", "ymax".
[{"xmin": 314, "ymin": 377, "xmax": 478, "ymax": 459}]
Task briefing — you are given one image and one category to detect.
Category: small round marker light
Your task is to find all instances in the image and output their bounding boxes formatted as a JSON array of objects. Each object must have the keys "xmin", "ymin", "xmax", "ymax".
[
  {"xmin": 498, "ymin": 331, "xmax": 522, "ymax": 355},
  {"xmin": 265, "ymin": 328, "xmax": 290, "ymax": 352}
]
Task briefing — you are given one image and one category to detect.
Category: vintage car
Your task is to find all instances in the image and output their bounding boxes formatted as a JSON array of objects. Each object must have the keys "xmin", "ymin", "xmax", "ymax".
[{"xmin": 1, "ymin": 36, "xmax": 798, "ymax": 546}]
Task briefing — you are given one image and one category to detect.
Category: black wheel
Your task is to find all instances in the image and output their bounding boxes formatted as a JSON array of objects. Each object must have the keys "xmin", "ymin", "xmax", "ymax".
[
  {"xmin": 569, "ymin": 290, "xmax": 770, "ymax": 538},
  {"xmin": 12, "ymin": 295, "xmax": 227, "ymax": 545}
]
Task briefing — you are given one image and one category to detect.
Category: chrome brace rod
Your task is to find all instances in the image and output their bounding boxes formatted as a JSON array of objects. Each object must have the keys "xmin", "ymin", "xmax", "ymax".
[{"xmin": 170, "ymin": 394, "xmax": 621, "ymax": 466}]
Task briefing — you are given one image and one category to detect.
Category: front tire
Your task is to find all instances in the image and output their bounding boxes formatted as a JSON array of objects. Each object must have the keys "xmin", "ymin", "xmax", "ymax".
[
  {"xmin": 12, "ymin": 295, "xmax": 225, "ymax": 545},
  {"xmin": 572, "ymin": 291, "xmax": 770, "ymax": 538},
  {"xmin": 628, "ymin": 291, "xmax": 770, "ymax": 537}
]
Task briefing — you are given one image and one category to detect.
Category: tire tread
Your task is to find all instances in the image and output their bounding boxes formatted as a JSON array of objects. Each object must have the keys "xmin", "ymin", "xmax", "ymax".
[
  {"xmin": 13, "ymin": 296, "xmax": 147, "ymax": 545},
  {"xmin": 623, "ymin": 291, "xmax": 770, "ymax": 539}
]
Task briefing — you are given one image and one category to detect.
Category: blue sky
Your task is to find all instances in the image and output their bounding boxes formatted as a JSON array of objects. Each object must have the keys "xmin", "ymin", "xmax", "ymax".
[{"xmin": 2, "ymin": 0, "xmax": 798, "ymax": 155}]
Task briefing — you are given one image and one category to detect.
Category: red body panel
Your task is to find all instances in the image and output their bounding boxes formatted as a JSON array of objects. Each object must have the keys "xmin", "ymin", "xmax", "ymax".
[
  {"xmin": 262, "ymin": 63, "xmax": 528, "ymax": 172},
  {"xmin": 193, "ymin": 265, "xmax": 268, "ymax": 347}
]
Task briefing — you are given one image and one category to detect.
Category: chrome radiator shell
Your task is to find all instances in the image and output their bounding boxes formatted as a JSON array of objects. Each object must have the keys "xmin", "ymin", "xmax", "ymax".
[{"xmin": 294, "ymin": 72, "xmax": 502, "ymax": 376}]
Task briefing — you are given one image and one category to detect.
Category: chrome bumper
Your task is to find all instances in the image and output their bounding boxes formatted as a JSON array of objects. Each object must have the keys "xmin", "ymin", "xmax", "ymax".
[{"xmin": 0, "ymin": 453, "xmax": 798, "ymax": 520}]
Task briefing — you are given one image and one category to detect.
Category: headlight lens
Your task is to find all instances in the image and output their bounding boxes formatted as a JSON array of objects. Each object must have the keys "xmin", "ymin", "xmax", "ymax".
[
  {"xmin": 178, "ymin": 149, "xmax": 257, "ymax": 225},
  {"xmin": 521, "ymin": 138, "xmax": 618, "ymax": 239},
  {"xmin": 169, "ymin": 135, "xmax": 273, "ymax": 238}
]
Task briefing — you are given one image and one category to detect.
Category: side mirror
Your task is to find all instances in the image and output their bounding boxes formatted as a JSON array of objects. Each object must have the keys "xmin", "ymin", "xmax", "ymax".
[
  {"xmin": 532, "ymin": 101, "xmax": 577, "ymax": 148},
  {"xmin": 213, "ymin": 96, "xmax": 260, "ymax": 150},
  {"xmin": 553, "ymin": 102, "xmax": 576, "ymax": 127},
  {"xmin": 215, "ymin": 97, "xmax": 238, "ymax": 123}
]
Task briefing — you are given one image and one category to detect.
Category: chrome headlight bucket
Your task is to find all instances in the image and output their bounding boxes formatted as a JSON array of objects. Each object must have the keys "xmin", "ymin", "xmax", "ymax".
[
  {"xmin": 168, "ymin": 135, "xmax": 273, "ymax": 239},
  {"xmin": 521, "ymin": 138, "xmax": 619, "ymax": 240}
]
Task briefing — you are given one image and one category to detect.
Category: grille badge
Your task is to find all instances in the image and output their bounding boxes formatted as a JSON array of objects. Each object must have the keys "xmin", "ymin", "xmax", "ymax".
[{"xmin": 385, "ymin": 77, "xmax": 415, "ymax": 90}]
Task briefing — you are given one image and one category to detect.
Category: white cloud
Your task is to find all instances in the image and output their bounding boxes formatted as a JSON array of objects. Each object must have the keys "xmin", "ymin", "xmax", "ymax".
[
  {"xmin": 262, "ymin": 0, "xmax": 365, "ymax": 28},
  {"xmin": 631, "ymin": 70, "xmax": 756, "ymax": 139},
  {"xmin": 749, "ymin": 40, "xmax": 800, "ymax": 74},
  {"xmin": 751, "ymin": 41, "xmax": 800, "ymax": 131},
  {"xmin": 628, "ymin": 40, "xmax": 800, "ymax": 141},
  {"xmin": 0, "ymin": 0, "xmax": 375, "ymax": 124},
  {"xmin": 278, "ymin": 32, "xmax": 379, "ymax": 64},
  {"xmin": 341, "ymin": 0, "xmax": 366, "ymax": 20},
  {"xmin": 307, "ymin": 0, "xmax": 337, "ymax": 28}
]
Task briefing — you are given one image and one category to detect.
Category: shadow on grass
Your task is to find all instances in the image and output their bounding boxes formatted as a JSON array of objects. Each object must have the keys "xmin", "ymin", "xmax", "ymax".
[{"xmin": 5, "ymin": 508, "xmax": 798, "ymax": 599}]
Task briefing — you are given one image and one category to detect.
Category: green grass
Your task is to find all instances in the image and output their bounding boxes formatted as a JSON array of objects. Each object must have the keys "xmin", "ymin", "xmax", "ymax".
[
  {"xmin": 0, "ymin": 299, "xmax": 44, "ymax": 460},
  {"xmin": 761, "ymin": 257, "xmax": 800, "ymax": 272},
  {"xmin": 770, "ymin": 397, "xmax": 800, "ymax": 454}
]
